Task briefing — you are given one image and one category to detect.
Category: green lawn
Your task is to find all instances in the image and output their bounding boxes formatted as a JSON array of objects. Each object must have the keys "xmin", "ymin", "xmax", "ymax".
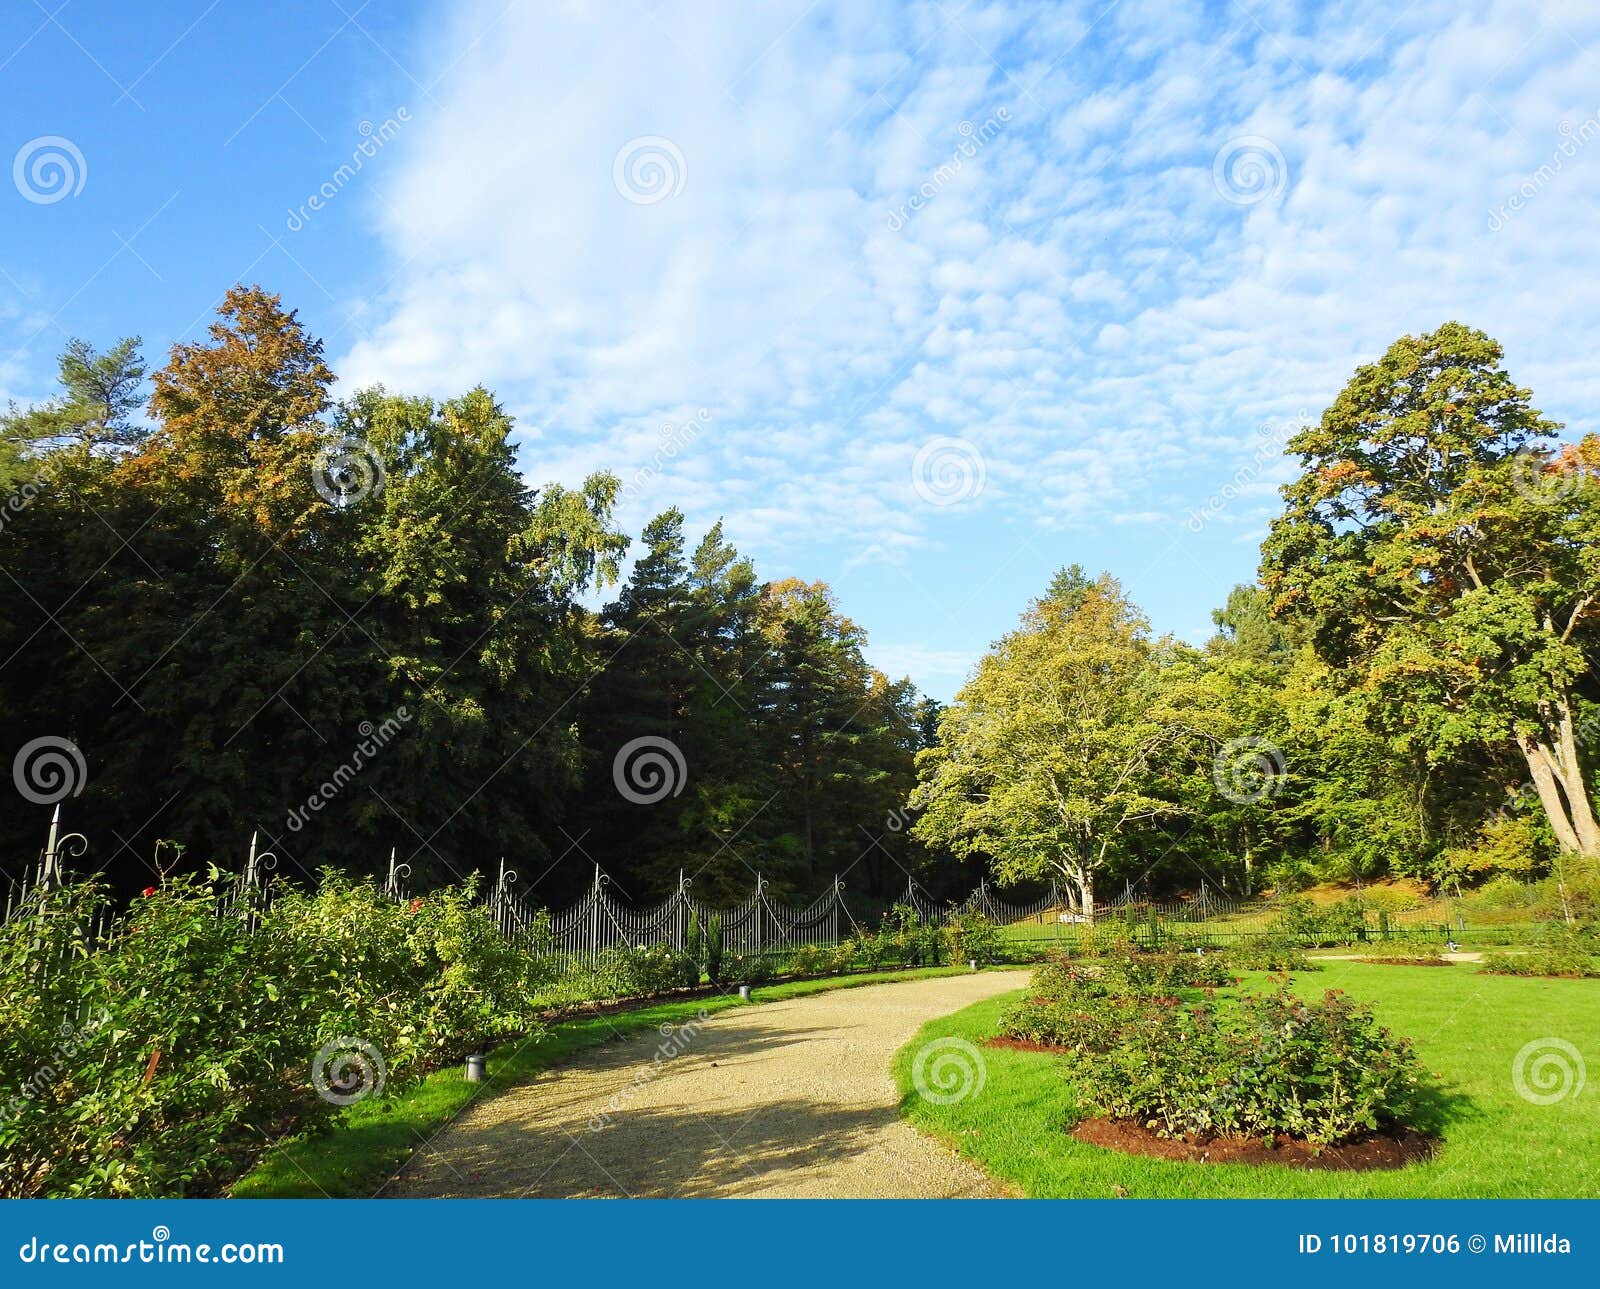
[
  {"xmin": 894, "ymin": 961, "xmax": 1600, "ymax": 1197},
  {"xmin": 233, "ymin": 965, "xmax": 980, "ymax": 1199}
]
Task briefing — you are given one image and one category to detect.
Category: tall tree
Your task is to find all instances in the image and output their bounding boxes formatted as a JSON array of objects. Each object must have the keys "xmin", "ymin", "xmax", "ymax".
[
  {"xmin": 909, "ymin": 571, "xmax": 1191, "ymax": 914},
  {"xmin": 1262, "ymin": 322, "xmax": 1600, "ymax": 857}
]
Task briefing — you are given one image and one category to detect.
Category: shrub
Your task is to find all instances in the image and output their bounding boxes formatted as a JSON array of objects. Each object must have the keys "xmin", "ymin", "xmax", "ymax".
[
  {"xmin": 998, "ymin": 994, "xmax": 1143, "ymax": 1052},
  {"xmin": 0, "ymin": 869, "xmax": 550, "ymax": 1198},
  {"xmin": 1321, "ymin": 897, "xmax": 1371, "ymax": 945},
  {"xmin": 787, "ymin": 944, "xmax": 832, "ymax": 978},
  {"xmin": 943, "ymin": 910, "xmax": 1002, "ymax": 965},
  {"xmin": 720, "ymin": 953, "xmax": 775, "ymax": 985},
  {"xmin": 880, "ymin": 904, "xmax": 943, "ymax": 967},
  {"xmin": 1063, "ymin": 985, "xmax": 1424, "ymax": 1145},
  {"xmin": 1478, "ymin": 925, "xmax": 1599, "ymax": 978},
  {"xmin": 1230, "ymin": 933, "xmax": 1317, "ymax": 972},
  {"xmin": 1031, "ymin": 951, "xmax": 1104, "ymax": 999},
  {"xmin": 1470, "ymin": 874, "xmax": 1534, "ymax": 911},
  {"xmin": 1272, "ymin": 895, "xmax": 1323, "ymax": 944},
  {"xmin": 1098, "ymin": 949, "xmax": 1235, "ymax": 993}
]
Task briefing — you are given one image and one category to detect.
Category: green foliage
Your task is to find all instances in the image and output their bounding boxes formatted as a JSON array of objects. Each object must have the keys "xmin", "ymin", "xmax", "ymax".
[
  {"xmin": 1320, "ymin": 897, "xmax": 1371, "ymax": 945},
  {"xmin": 1229, "ymin": 933, "xmax": 1318, "ymax": 972},
  {"xmin": 1478, "ymin": 925, "xmax": 1599, "ymax": 978},
  {"xmin": 705, "ymin": 912, "xmax": 725, "ymax": 983},
  {"xmin": 998, "ymin": 994, "xmax": 1136, "ymax": 1053},
  {"xmin": 0, "ymin": 871, "xmax": 548, "ymax": 1198},
  {"xmin": 910, "ymin": 572, "xmax": 1210, "ymax": 911},
  {"xmin": 1262, "ymin": 321, "xmax": 1600, "ymax": 862},
  {"xmin": 942, "ymin": 910, "xmax": 1002, "ymax": 965},
  {"xmin": 1063, "ymin": 986, "xmax": 1425, "ymax": 1145}
]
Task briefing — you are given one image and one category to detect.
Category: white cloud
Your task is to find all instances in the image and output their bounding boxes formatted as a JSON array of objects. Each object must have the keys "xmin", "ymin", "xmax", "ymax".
[{"xmin": 336, "ymin": 0, "xmax": 1600, "ymax": 692}]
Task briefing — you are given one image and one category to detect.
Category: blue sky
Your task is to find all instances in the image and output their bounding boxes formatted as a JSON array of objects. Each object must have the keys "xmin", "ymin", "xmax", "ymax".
[{"xmin": 3, "ymin": 0, "xmax": 1598, "ymax": 701}]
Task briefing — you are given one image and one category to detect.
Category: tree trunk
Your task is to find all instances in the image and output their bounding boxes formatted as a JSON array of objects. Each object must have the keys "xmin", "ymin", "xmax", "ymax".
[
  {"xmin": 1522, "ymin": 738, "xmax": 1586, "ymax": 854},
  {"xmin": 1079, "ymin": 870, "xmax": 1095, "ymax": 924},
  {"xmin": 1552, "ymin": 702, "xmax": 1600, "ymax": 853}
]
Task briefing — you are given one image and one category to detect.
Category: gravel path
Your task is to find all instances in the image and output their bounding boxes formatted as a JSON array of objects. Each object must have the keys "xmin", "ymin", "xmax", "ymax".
[{"xmin": 389, "ymin": 970, "xmax": 1029, "ymax": 1199}]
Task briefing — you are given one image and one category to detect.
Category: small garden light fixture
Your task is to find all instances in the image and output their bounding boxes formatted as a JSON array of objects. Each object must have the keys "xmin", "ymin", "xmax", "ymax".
[{"xmin": 465, "ymin": 1053, "xmax": 487, "ymax": 1083}]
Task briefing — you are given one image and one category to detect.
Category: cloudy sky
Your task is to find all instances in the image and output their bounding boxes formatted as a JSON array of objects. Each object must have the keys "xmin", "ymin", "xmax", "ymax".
[{"xmin": 3, "ymin": 0, "xmax": 1597, "ymax": 698}]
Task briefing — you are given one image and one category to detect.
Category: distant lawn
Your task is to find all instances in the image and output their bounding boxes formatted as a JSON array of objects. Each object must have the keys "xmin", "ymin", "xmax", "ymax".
[
  {"xmin": 234, "ymin": 964, "xmax": 978, "ymax": 1199},
  {"xmin": 894, "ymin": 961, "xmax": 1600, "ymax": 1198}
]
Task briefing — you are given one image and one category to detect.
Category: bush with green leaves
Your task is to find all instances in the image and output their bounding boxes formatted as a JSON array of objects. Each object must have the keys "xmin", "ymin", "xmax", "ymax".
[
  {"xmin": 719, "ymin": 952, "xmax": 775, "ymax": 985},
  {"xmin": 1478, "ymin": 925, "xmax": 1599, "ymax": 978},
  {"xmin": 787, "ymin": 943, "xmax": 833, "ymax": 977},
  {"xmin": 942, "ymin": 910, "xmax": 1002, "ymax": 965},
  {"xmin": 879, "ymin": 903, "xmax": 944, "ymax": 967},
  {"xmin": 998, "ymin": 993, "xmax": 1140, "ymax": 1052},
  {"xmin": 1321, "ymin": 897, "xmax": 1372, "ymax": 945},
  {"xmin": 1099, "ymin": 949, "xmax": 1235, "ymax": 992},
  {"xmin": 1063, "ymin": 985, "xmax": 1425, "ymax": 1145},
  {"xmin": 1229, "ymin": 933, "xmax": 1318, "ymax": 972},
  {"xmin": 0, "ymin": 870, "xmax": 552, "ymax": 1198}
]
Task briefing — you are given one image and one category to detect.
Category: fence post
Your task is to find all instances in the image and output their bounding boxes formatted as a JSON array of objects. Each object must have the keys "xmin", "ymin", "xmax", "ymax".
[
  {"xmin": 384, "ymin": 848, "xmax": 411, "ymax": 902},
  {"xmin": 38, "ymin": 805, "xmax": 87, "ymax": 893}
]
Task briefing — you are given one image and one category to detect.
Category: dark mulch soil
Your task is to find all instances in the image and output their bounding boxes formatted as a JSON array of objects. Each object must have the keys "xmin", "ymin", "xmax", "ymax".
[
  {"xmin": 1070, "ymin": 1116, "xmax": 1437, "ymax": 1171},
  {"xmin": 1477, "ymin": 968, "xmax": 1599, "ymax": 979},
  {"xmin": 1359, "ymin": 957, "xmax": 1453, "ymax": 966},
  {"xmin": 984, "ymin": 1035, "xmax": 1060, "ymax": 1054}
]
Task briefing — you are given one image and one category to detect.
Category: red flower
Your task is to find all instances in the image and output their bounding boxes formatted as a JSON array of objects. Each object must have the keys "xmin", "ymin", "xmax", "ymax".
[
  {"xmin": 141, "ymin": 886, "xmax": 157, "ymax": 898},
  {"xmin": 408, "ymin": 898, "xmax": 423, "ymax": 913}
]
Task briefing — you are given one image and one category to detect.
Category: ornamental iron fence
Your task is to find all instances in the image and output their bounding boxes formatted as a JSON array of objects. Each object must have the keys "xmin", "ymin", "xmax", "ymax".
[{"xmin": 3, "ymin": 808, "xmax": 1461, "ymax": 965}]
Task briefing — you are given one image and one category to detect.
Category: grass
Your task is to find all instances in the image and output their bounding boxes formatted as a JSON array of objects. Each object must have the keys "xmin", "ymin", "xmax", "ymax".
[
  {"xmin": 893, "ymin": 960, "xmax": 1600, "ymax": 1198},
  {"xmin": 232, "ymin": 964, "xmax": 979, "ymax": 1198}
]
